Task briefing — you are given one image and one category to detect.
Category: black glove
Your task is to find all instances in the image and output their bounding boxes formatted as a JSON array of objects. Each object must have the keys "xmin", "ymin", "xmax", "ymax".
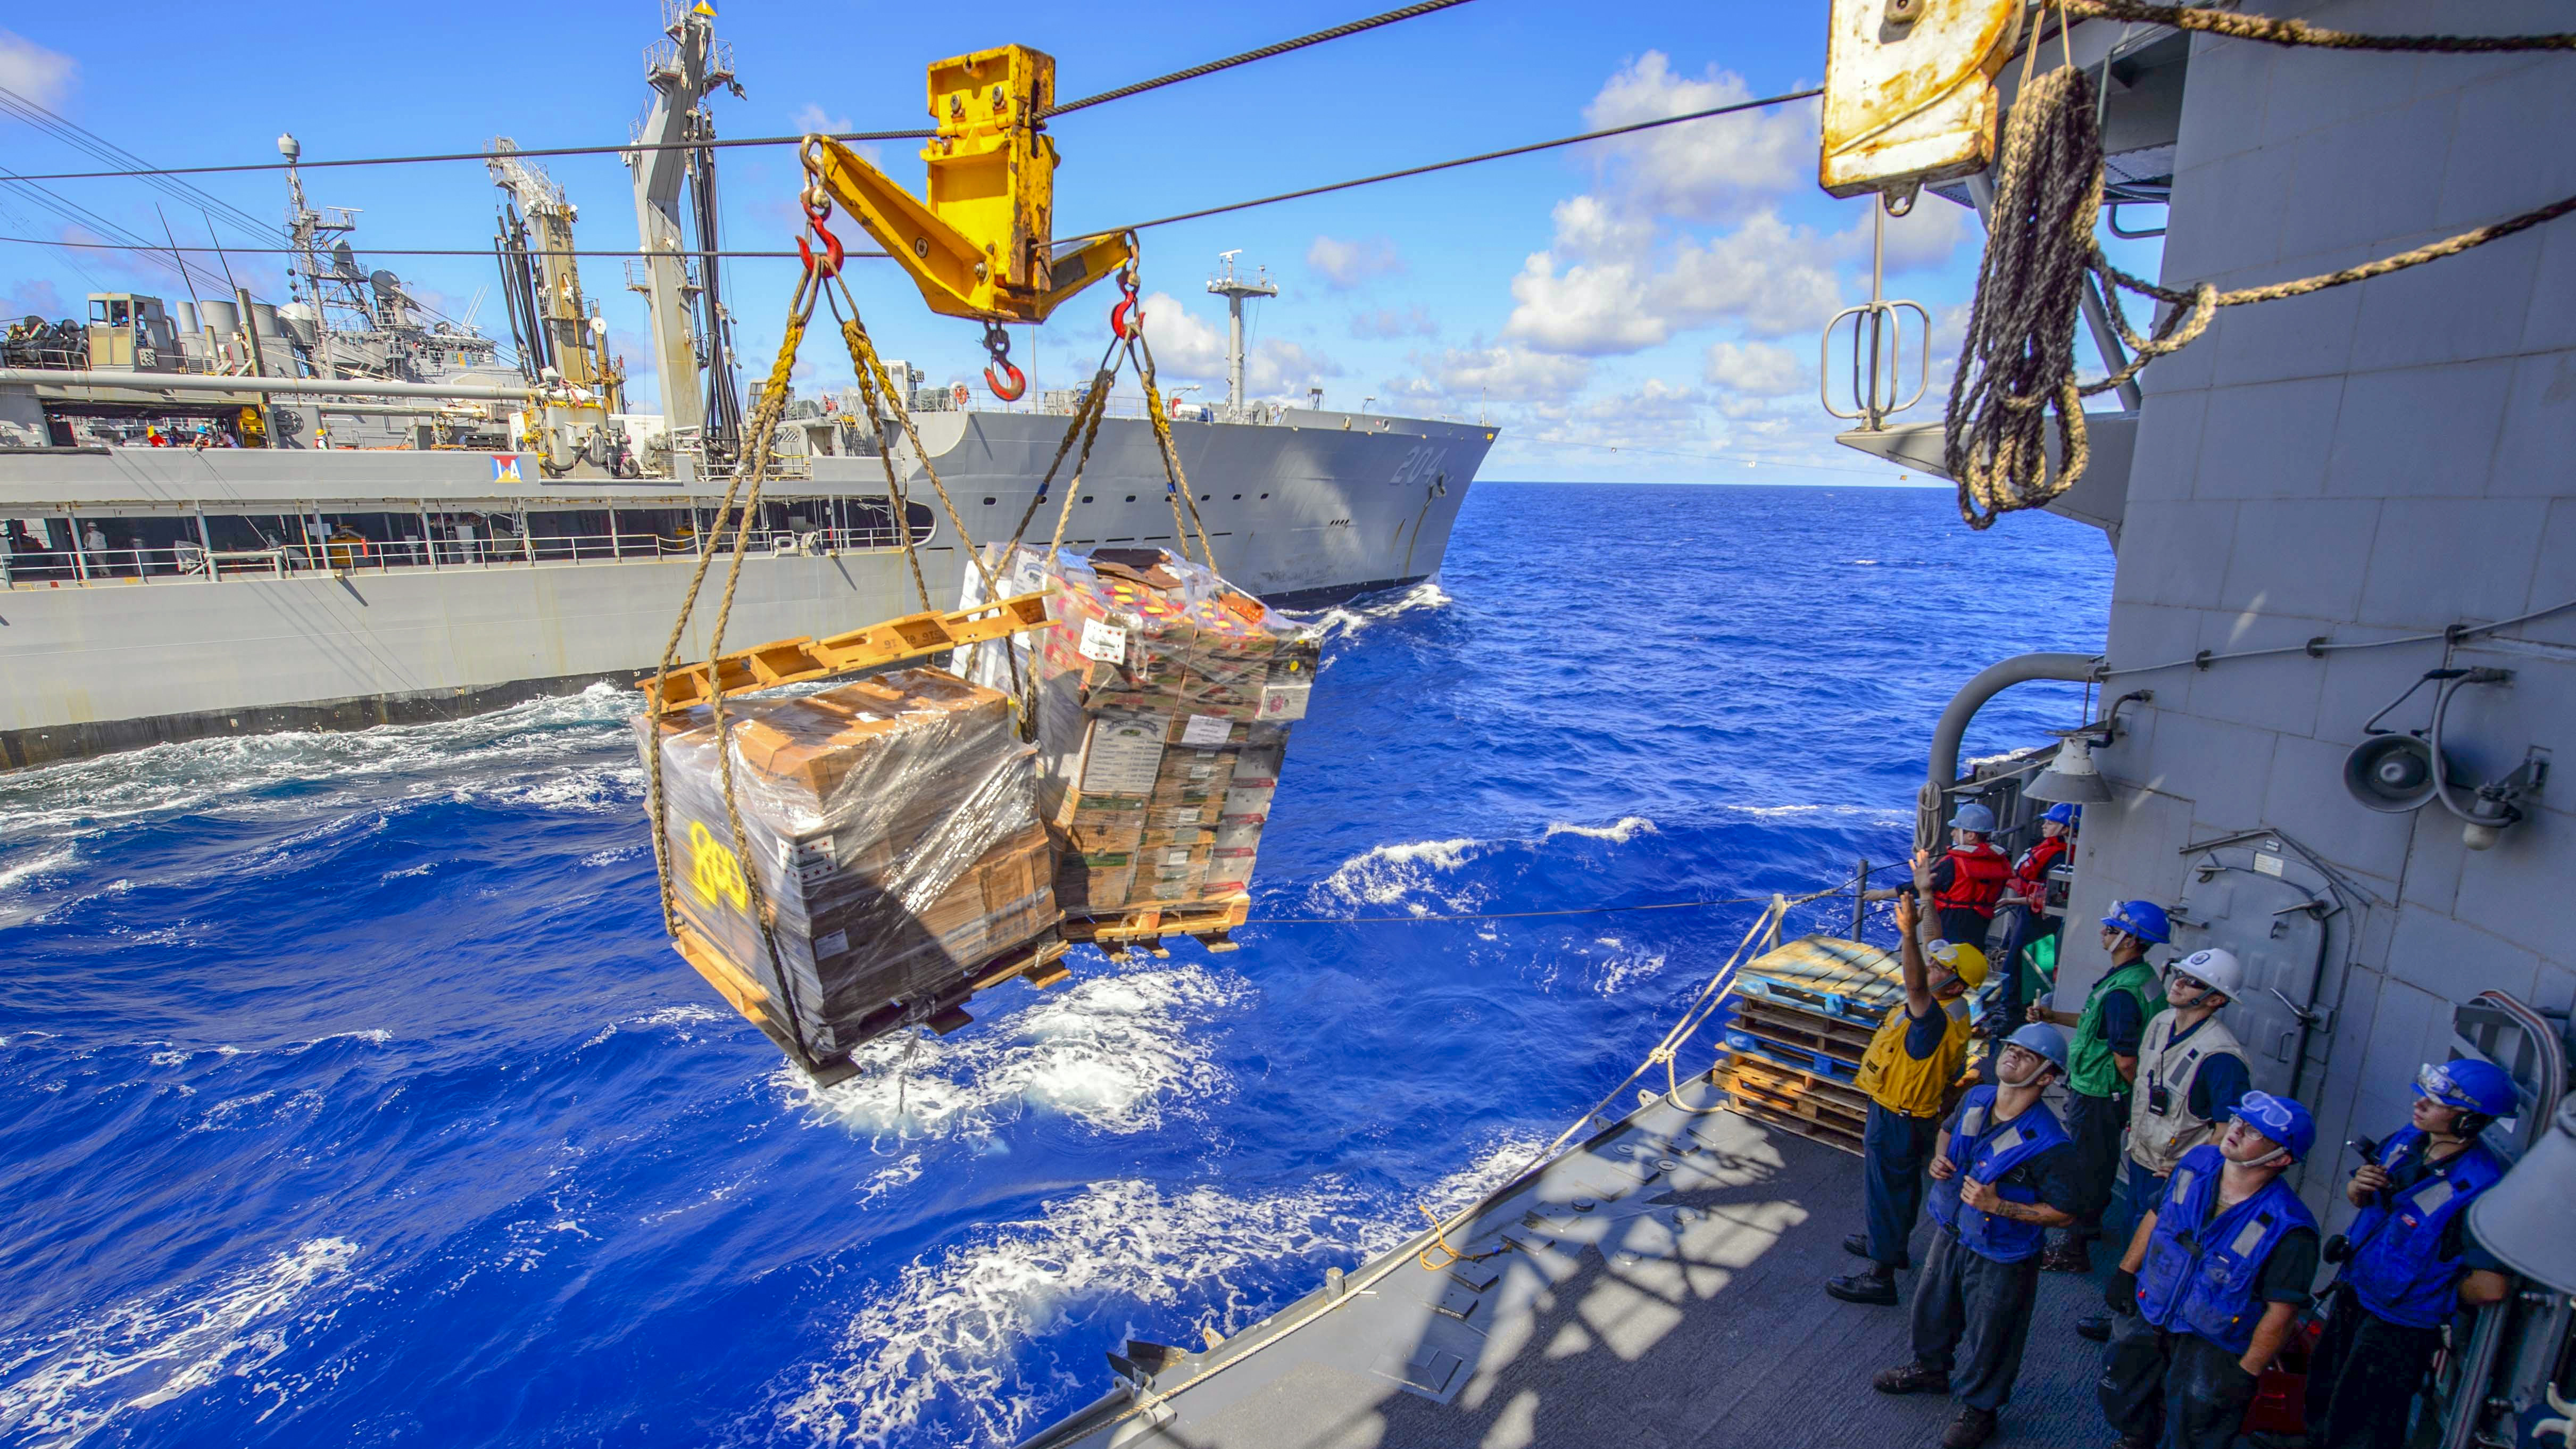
[{"xmin": 2105, "ymin": 1268, "xmax": 2139, "ymax": 1316}]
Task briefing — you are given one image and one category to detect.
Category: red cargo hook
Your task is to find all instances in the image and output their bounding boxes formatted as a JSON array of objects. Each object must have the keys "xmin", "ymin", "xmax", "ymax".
[
  {"xmin": 985, "ymin": 360, "xmax": 1027, "ymax": 402},
  {"xmin": 797, "ymin": 196, "xmax": 844, "ymax": 280}
]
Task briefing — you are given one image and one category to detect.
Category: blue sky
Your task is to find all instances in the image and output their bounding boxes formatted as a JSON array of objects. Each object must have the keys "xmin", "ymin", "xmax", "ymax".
[{"xmin": 0, "ymin": 3, "xmax": 2158, "ymax": 484}]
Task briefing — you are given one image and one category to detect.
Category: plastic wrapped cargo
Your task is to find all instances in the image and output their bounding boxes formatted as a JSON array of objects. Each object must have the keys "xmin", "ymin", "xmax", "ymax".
[
  {"xmin": 958, "ymin": 545, "xmax": 1319, "ymax": 920},
  {"xmin": 639, "ymin": 667, "xmax": 1057, "ymax": 1066}
]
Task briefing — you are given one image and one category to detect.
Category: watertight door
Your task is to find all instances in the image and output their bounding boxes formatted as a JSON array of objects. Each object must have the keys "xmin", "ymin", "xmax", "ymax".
[{"xmin": 2168, "ymin": 838, "xmax": 2335, "ymax": 1100}]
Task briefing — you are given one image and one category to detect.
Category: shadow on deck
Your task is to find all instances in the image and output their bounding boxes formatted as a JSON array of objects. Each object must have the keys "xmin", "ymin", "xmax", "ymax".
[{"xmin": 1023, "ymin": 1088, "xmax": 2120, "ymax": 1449}]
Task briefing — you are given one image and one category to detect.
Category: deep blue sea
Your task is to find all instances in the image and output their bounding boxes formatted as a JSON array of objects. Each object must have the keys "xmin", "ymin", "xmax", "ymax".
[{"xmin": 0, "ymin": 482, "xmax": 2110, "ymax": 1448}]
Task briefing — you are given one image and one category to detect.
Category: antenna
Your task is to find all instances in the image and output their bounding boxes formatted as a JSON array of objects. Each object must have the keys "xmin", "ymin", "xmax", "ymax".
[{"xmin": 1206, "ymin": 250, "xmax": 1278, "ymax": 418}]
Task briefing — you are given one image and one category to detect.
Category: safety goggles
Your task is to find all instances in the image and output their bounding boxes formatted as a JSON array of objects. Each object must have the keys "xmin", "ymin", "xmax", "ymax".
[
  {"xmin": 2415, "ymin": 1062, "xmax": 2472, "ymax": 1107},
  {"xmin": 2168, "ymin": 972, "xmax": 2209, "ymax": 994}
]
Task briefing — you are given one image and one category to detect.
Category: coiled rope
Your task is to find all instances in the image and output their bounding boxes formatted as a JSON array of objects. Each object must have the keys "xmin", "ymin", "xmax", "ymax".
[{"xmin": 1945, "ymin": 56, "xmax": 2576, "ymax": 529}]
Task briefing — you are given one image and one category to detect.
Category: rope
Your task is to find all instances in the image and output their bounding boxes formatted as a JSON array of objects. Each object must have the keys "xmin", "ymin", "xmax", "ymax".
[
  {"xmin": 1943, "ymin": 61, "xmax": 2576, "ymax": 529},
  {"xmin": 2060, "ymin": 1, "xmax": 2576, "ymax": 52},
  {"xmin": 641, "ymin": 272, "xmax": 823, "ymax": 1065},
  {"xmin": 1134, "ymin": 327, "xmax": 1220, "ymax": 571},
  {"xmin": 1045, "ymin": 0, "xmax": 1476, "ymax": 116},
  {"xmin": 11, "ymin": 2, "xmax": 1480, "ymax": 184}
]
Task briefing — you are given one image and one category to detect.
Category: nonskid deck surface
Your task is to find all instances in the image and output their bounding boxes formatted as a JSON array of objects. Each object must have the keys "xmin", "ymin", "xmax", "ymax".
[{"xmin": 1030, "ymin": 1091, "xmax": 2115, "ymax": 1449}]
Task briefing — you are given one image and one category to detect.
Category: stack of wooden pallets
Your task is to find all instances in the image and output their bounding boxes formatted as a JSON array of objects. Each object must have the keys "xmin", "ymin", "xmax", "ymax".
[{"xmin": 1710, "ymin": 935, "xmax": 1906, "ymax": 1156}]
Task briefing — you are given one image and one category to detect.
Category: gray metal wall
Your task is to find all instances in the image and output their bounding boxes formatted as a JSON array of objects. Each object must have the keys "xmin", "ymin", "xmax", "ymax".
[{"xmin": 2054, "ymin": 2, "xmax": 2575, "ymax": 1228}]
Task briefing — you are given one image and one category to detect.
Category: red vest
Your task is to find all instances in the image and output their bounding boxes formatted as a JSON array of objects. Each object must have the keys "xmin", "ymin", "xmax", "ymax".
[
  {"xmin": 2012, "ymin": 835, "xmax": 2071, "ymax": 899},
  {"xmin": 1936, "ymin": 844, "xmax": 2011, "ymax": 917}
]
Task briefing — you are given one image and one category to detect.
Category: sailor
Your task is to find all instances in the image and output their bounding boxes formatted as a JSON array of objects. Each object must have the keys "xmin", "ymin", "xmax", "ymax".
[
  {"xmin": 1870, "ymin": 1023, "xmax": 2079, "ymax": 1449},
  {"xmin": 2304, "ymin": 1059, "xmax": 2518, "ymax": 1449},
  {"xmin": 2077, "ymin": 947, "xmax": 2253, "ymax": 1342},
  {"xmin": 2098, "ymin": 1092, "xmax": 2320, "ymax": 1449},
  {"xmin": 1990, "ymin": 803, "xmax": 2079, "ymax": 1027},
  {"xmin": 2027, "ymin": 898, "xmax": 2167, "ymax": 1273},
  {"xmin": 1829, "ymin": 890, "xmax": 1985, "ymax": 1307},
  {"xmin": 1918, "ymin": 802, "xmax": 2012, "ymax": 949}
]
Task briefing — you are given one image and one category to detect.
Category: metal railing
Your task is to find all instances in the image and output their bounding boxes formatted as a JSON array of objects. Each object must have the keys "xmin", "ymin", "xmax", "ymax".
[{"xmin": 0, "ymin": 523, "xmax": 928, "ymax": 589}]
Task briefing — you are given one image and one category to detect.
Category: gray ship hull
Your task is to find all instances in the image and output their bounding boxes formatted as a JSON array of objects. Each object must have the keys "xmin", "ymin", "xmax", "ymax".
[{"xmin": 0, "ymin": 408, "xmax": 1491, "ymax": 767}]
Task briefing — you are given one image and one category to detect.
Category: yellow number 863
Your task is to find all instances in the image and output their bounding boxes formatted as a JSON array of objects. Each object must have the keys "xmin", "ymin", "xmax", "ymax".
[{"xmin": 687, "ymin": 819, "xmax": 751, "ymax": 913}]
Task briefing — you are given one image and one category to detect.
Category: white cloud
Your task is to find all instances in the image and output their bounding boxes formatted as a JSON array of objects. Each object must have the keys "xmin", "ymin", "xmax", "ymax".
[
  {"xmin": 1349, "ymin": 306, "xmax": 1439, "ymax": 340},
  {"xmin": 1404, "ymin": 343, "xmax": 1591, "ymax": 405},
  {"xmin": 1306, "ymin": 235, "xmax": 1404, "ymax": 289},
  {"xmin": 0, "ymin": 30, "xmax": 76, "ymax": 110},
  {"xmin": 1544, "ymin": 195, "xmax": 1654, "ymax": 262},
  {"xmin": 1133, "ymin": 292, "xmax": 1340, "ymax": 397},
  {"xmin": 794, "ymin": 102, "xmax": 855, "ymax": 135},
  {"xmin": 1704, "ymin": 340, "xmax": 1806, "ymax": 397},
  {"xmin": 1583, "ymin": 53, "xmax": 1818, "ymax": 223},
  {"xmin": 1505, "ymin": 209, "xmax": 1846, "ymax": 355},
  {"xmin": 1662, "ymin": 212, "xmax": 1847, "ymax": 338},
  {"xmin": 1501, "ymin": 252, "xmax": 1662, "ymax": 355}
]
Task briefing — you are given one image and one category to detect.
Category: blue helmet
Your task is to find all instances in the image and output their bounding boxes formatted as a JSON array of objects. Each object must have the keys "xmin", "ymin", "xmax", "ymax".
[
  {"xmin": 2231, "ymin": 1090, "xmax": 2316, "ymax": 1163},
  {"xmin": 2415, "ymin": 1058, "xmax": 2517, "ymax": 1117},
  {"xmin": 2042, "ymin": 803, "xmax": 2081, "ymax": 826},
  {"xmin": 2004, "ymin": 1022, "xmax": 2070, "ymax": 1077},
  {"xmin": 1948, "ymin": 802, "xmax": 1998, "ymax": 833},
  {"xmin": 2101, "ymin": 899, "xmax": 2171, "ymax": 944}
]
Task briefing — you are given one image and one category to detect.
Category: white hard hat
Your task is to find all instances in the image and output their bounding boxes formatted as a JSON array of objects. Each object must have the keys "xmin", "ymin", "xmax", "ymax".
[{"xmin": 2171, "ymin": 947, "xmax": 2244, "ymax": 1002}]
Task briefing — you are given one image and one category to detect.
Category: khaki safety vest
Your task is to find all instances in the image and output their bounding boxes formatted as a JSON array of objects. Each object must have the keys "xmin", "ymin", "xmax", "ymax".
[
  {"xmin": 2126, "ymin": 1011, "xmax": 2247, "ymax": 1177},
  {"xmin": 1855, "ymin": 995, "xmax": 1972, "ymax": 1118}
]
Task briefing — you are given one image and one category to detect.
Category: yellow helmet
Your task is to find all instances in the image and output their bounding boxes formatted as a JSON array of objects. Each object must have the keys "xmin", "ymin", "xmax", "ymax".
[{"xmin": 1930, "ymin": 940, "xmax": 1990, "ymax": 990}]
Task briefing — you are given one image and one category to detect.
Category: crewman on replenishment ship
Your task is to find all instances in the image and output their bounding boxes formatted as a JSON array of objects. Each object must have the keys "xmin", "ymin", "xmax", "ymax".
[
  {"xmin": 2098, "ymin": 1092, "xmax": 2321, "ymax": 1449},
  {"xmin": 2304, "ymin": 1059, "xmax": 2519, "ymax": 1449},
  {"xmin": 2026, "ymin": 899, "xmax": 2168, "ymax": 1273},
  {"xmin": 1868, "ymin": 1022, "xmax": 2079, "ymax": 1449},
  {"xmin": 1921, "ymin": 802, "xmax": 2012, "ymax": 950},
  {"xmin": 1827, "ymin": 889, "xmax": 1986, "ymax": 1308},
  {"xmin": 2076, "ymin": 947, "xmax": 2252, "ymax": 1343},
  {"xmin": 1994, "ymin": 804, "xmax": 2078, "ymax": 1020}
]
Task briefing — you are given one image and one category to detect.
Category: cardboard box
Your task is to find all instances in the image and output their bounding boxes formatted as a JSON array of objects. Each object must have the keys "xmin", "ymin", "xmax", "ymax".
[
  {"xmin": 957, "ymin": 545, "xmax": 1317, "ymax": 920},
  {"xmin": 641, "ymin": 668, "xmax": 1057, "ymax": 1058}
]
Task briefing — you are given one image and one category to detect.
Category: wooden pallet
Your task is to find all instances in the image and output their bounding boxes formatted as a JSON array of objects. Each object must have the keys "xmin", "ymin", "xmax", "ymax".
[
  {"xmin": 1729, "ymin": 1005, "xmax": 1872, "ymax": 1070},
  {"xmin": 1732, "ymin": 996, "xmax": 1879, "ymax": 1054},
  {"xmin": 1723, "ymin": 1095, "xmax": 1865, "ymax": 1156},
  {"xmin": 1738, "ymin": 973, "xmax": 1900, "ymax": 1023},
  {"xmin": 669, "ymin": 923, "xmax": 1075, "ymax": 1084},
  {"xmin": 1718, "ymin": 1052, "xmax": 1872, "ymax": 1125},
  {"xmin": 1061, "ymin": 892, "xmax": 1252, "ymax": 959},
  {"xmin": 639, "ymin": 587, "xmax": 1056, "ymax": 712}
]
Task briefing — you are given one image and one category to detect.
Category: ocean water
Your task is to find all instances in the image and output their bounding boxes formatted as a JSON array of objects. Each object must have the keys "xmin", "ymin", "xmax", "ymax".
[{"xmin": 0, "ymin": 482, "xmax": 2111, "ymax": 1448}]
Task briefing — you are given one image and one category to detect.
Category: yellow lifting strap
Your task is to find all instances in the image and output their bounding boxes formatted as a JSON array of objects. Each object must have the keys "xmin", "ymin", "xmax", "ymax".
[{"xmin": 801, "ymin": 45, "xmax": 1132, "ymax": 323}]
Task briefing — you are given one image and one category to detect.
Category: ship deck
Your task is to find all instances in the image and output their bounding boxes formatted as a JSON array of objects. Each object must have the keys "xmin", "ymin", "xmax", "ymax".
[{"xmin": 1022, "ymin": 1084, "xmax": 2120, "ymax": 1449}]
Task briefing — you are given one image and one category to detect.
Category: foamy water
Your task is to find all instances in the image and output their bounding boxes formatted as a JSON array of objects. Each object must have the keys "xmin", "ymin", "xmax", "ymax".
[{"xmin": 0, "ymin": 484, "xmax": 2112, "ymax": 1445}]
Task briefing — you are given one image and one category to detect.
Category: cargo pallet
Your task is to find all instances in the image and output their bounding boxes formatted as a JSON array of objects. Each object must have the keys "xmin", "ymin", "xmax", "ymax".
[
  {"xmin": 1060, "ymin": 892, "xmax": 1253, "ymax": 960},
  {"xmin": 639, "ymin": 587, "xmax": 1055, "ymax": 712},
  {"xmin": 671, "ymin": 921, "xmax": 1073, "ymax": 1087},
  {"xmin": 1708, "ymin": 935, "xmax": 1907, "ymax": 1156}
]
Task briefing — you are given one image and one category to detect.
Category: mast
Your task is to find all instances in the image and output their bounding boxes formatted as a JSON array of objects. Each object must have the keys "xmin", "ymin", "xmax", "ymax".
[
  {"xmin": 278, "ymin": 134, "xmax": 340, "ymax": 381},
  {"xmin": 1206, "ymin": 251, "xmax": 1276, "ymax": 417},
  {"xmin": 625, "ymin": 0, "xmax": 742, "ymax": 448}
]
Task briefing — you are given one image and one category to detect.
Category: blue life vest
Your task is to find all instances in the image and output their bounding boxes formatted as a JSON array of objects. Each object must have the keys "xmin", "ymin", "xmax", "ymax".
[
  {"xmin": 1927, "ymin": 1085, "xmax": 2072, "ymax": 1263},
  {"xmin": 2342, "ymin": 1127, "xmax": 2506, "ymax": 1329},
  {"xmin": 2135, "ymin": 1144, "xmax": 2319, "ymax": 1354}
]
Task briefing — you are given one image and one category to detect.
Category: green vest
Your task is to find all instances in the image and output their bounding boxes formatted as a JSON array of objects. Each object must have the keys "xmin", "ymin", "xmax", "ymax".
[{"xmin": 2067, "ymin": 958, "xmax": 2159, "ymax": 1100}]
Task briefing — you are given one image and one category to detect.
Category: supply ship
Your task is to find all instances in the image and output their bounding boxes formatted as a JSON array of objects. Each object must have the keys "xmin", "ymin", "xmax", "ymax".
[
  {"xmin": 0, "ymin": 3, "xmax": 1488, "ymax": 770},
  {"xmin": 1015, "ymin": 4, "xmax": 2576, "ymax": 1448}
]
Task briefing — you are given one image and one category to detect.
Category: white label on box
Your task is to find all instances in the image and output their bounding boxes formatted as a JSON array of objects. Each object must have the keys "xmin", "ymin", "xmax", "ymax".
[
  {"xmin": 1259, "ymin": 682, "xmax": 1312, "ymax": 721},
  {"xmin": 814, "ymin": 929, "xmax": 850, "ymax": 958},
  {"xmin": 1078, "ymin": 618, "xmax": 1129, "ymax": 664},
  {"xmin": 1180, "ymin": 713, "xmax": 1232, "ymax": 746},
  {"xmin": 1165, "ymin": 848, "xmax": 1191, "ymax": 865},
  {"xmin": 1080, "ymin": 715, "xmax": 1167, "ymax": 795}
]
